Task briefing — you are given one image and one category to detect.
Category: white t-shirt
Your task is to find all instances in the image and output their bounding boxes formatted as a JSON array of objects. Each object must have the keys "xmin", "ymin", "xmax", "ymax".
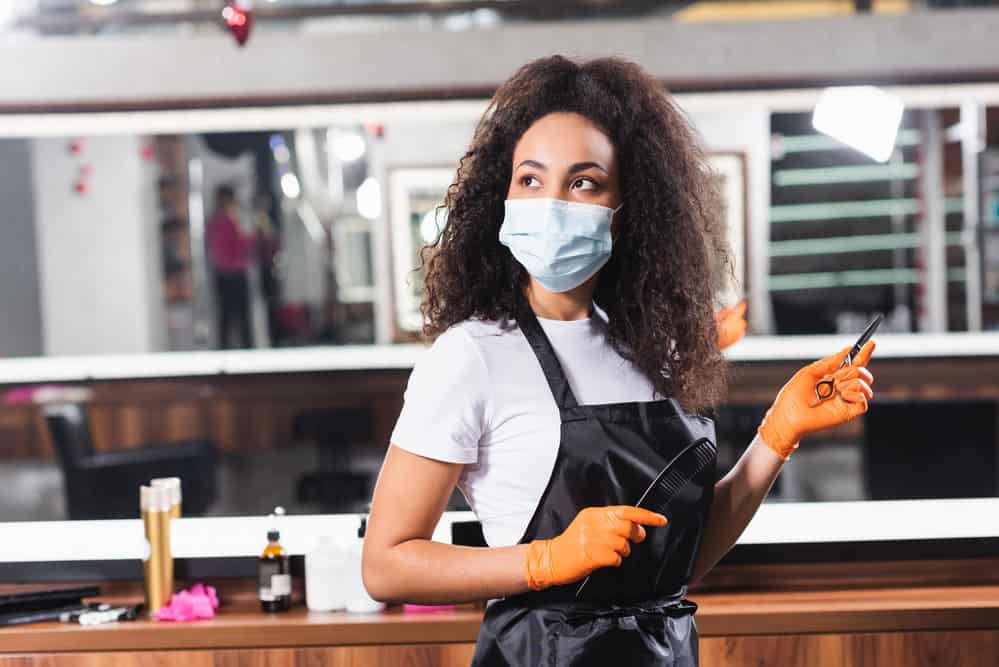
[{"xmin": 390, "ymin": 306, "xmax": 659, "ymax": 547}]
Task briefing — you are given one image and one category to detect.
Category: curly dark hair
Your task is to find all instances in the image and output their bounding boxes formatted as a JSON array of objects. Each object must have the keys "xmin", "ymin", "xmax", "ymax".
[{"xmin": 420, "ymin": 55, "xmax": 733, "ymax": 413}]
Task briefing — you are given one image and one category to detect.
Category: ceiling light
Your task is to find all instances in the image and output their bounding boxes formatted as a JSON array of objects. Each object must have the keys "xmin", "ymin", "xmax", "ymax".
[
  {"xmin": 280, "ymin": 172, "xmax": 301, "ymax": 199},
  {"xmin": 812, "ymin": 86, "xmax": 904, "ymax": 163},
  {"xmin": 273, "ymin": 144, "xmax": 291, "ymax": 164},
  {"xmin": 329, "ymin": 131, "xmax": 366, "ymax": 162},
  {"xmin": 357, "ymin": 177, "xmax": 381, "ymax": 220}
]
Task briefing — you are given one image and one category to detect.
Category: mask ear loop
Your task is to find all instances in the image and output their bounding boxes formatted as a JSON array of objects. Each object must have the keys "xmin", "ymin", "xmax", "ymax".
[{"xmin": 609, "ymin": 203, "xmax": 623, "ymax": 242}]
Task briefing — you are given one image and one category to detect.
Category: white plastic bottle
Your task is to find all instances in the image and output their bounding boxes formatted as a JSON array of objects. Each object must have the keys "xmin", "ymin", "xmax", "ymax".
[
  {"xmin": 305, "ymin": 535, "xmax": 346, "ymax": 612},
  {"xmin": 344, "ymin": 517, "xmax": 385, "ymax": 613}
]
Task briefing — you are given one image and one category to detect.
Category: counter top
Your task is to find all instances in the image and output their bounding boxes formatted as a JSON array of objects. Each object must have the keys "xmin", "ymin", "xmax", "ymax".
[
  {"xmin": 5, "ymin": 585, "xmax": 999, "ymax": 653},
  {"xmin": 1, "ymin": 332, "xmax": 998, "ymax": 384}
]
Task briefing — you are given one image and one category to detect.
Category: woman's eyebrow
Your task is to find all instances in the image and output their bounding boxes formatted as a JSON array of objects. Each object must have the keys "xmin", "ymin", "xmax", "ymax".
[
  {"xmin": 515, "ymin": 159, "xmax": 608, "ymax": 174},
  {"xmin": 568, "ymin": 161, "xmax": 607, "ymax": 175},
  {"xmin": 515, "ymin": 159, "xmax": 546, "ymax": 171}
]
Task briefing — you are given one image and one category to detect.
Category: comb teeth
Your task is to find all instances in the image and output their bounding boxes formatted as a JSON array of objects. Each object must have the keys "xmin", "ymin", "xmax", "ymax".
[{"xmin": 648, "ymin": 439, "xmax": 716, "ymax": 511}]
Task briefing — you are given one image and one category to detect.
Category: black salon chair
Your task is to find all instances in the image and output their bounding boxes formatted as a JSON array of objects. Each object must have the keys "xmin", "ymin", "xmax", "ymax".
[
  {"xmin": 862, "ymin": 400, "xmax": 998, "ymax": 500},
  {"xmin": 293, "ymin": 406, "xmax": 374, "ymax": 513},
  {"xmin": 44, "ymin": 403, "xmax": 218, "ymax": 520}
]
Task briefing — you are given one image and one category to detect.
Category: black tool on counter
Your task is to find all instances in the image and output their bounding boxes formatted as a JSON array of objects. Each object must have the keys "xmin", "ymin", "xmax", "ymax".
[
  {"xmin": 0, "ymin": 585, "xmax": 100, "ymax": 627},
  {"xmin": 61, "ymin": 603, "xmax": 144, "ymax": 626}
]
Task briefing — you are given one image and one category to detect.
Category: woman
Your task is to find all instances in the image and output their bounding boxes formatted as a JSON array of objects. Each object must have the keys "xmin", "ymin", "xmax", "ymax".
[
  {"xmin": 206, "ymin": 184, "xmax": 254, "ymax": 349},
  {"xmin": 363, "ymin": 56, "xmax": 875, "ymax": 666}
]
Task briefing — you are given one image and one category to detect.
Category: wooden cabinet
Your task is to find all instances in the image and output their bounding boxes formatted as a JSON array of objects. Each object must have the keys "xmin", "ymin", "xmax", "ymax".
[{"xmin": 3, "ymin": 583, "xmax": 999, "ymax": 666}]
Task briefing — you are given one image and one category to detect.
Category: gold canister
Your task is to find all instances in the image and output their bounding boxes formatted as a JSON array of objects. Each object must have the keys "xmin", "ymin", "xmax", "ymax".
[
  {"xmin": 155, "ymin": 487, "xmax": 174, "ymax": 605},
  {"xmin": 140, "ymin": 485, "xmax": 165, "ymax": 613},
  {"xmin": 151, "ymin": 477, "xmax": 182, "ymax": 519}
]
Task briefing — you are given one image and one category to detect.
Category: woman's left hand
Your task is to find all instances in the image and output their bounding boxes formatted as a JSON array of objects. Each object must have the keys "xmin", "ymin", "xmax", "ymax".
[
  {"xmin": 716, "ymin": 301, "xmax": 747, "ymax": 350},
  {"xmin": 757, "ymin": 341, "xmax": 876, "ymax": 460}
]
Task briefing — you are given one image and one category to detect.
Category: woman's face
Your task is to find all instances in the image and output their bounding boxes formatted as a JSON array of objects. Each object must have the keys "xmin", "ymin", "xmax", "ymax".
[{"xmin": 507, "ymin": 112, "xmax": 622, "ymax": 213}]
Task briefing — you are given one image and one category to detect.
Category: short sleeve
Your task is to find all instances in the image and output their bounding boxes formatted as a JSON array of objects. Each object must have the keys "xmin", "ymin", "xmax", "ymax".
[{"xmin": 390, "ymin": 326, "xmax": 488, "ymax": 464}]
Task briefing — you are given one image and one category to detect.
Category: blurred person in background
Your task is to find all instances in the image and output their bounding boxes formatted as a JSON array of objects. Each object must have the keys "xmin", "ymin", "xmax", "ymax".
[{"xmin": 206, "ymin": 183, "xmax": 254, "ymax": 349}]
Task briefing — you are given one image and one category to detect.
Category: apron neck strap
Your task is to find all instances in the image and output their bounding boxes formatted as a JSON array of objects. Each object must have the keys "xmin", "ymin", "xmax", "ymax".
[{"xmin": 516, "ymin": 309, "xmax": 580, "ymax": 410}]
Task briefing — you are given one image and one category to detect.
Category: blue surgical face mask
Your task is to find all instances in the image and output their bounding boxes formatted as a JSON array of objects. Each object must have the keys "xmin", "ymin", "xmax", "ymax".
[{"xmin": 498, "ymin": 198, "xmax": 621, "ymax": 293}]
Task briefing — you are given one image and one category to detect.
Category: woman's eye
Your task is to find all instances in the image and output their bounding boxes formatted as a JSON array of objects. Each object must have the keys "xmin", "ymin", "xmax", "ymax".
[
  {"xmin": 520, "ymin": 175, "xmax": 541, "ymax": 188},
  {"xmin": 572, "ymin": 177, "xmax": 597, "ymax": 190}
]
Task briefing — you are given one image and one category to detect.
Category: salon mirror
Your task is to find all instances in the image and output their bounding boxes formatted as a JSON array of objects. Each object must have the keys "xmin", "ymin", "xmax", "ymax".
[{"xmin": 1, "ymin": 92, "xmax": 998, "ymax": 523}]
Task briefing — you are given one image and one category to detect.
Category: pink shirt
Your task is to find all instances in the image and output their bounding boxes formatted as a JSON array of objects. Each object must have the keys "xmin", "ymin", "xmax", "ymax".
[{"xmin": 207, "ymin": 212, "xmax": 253, "ymax": 274}]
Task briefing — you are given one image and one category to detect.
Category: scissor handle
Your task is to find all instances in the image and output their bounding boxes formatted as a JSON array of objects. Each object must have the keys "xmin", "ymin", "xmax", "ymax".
[{"xmin": 815, "ymin": 378, "xmax": 836, "ymax": 400}]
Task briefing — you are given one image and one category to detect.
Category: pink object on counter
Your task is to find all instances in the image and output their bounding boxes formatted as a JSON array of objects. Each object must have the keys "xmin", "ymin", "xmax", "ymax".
[
  {"xmin": 2, "ymin": 385, "xmax": 94, "ymax": 405},
  {"xmin": 402, "ymin": 604, "xmax": 456, "ymax": 613},
  {"xmin": 153, "ymin": 583, "xmax": 220, "ymax": 622}
]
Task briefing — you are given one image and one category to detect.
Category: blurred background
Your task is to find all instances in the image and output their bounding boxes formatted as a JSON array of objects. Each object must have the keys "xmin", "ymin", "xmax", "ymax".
[{"xmin": 2, "ymin": 0, "xmax": 999, "ymax": 522}]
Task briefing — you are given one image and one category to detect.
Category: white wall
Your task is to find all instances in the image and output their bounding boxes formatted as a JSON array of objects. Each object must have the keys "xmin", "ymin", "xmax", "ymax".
[
  {"xmin": 30, "ymin": 135, "xmax": 166, "ymax": 356},
  {"xmin": 382, "ymin": 120, "xmax": 476, "ymax": 169},
  {"xmin": 0, "ymin": 138, "xmax": 43, "ymax": 357}
]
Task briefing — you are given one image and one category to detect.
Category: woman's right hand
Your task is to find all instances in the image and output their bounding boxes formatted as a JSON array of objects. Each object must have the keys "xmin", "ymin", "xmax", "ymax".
[{"xmin": 525, "ymin": 506, "xmax": 668, "ymax": 591}]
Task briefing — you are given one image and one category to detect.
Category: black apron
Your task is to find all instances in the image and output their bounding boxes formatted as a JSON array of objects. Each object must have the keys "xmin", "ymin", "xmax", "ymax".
[{"xmin": 470, "ymin": 311, "xmax": 718, "ymax": 667}]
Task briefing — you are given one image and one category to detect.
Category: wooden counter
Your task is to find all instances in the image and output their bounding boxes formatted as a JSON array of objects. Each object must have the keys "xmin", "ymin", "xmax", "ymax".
[
  {"xmin": 0, "ymin": 604, "xmax": 483, "ymax": 653},
  {"xmin": 4, "ymin": 585, "xmax": 999, "ymax": 666}
]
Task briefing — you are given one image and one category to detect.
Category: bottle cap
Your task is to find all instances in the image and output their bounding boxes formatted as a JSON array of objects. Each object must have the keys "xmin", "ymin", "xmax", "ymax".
[
  {"xmin": 141, "ymin": 485, "xmax": 170, "ymax": 512},
  {"xmin": 267, "ymin": 507, "xmax": 285, "ymax": 541},
  {"xmin": 151, "ymin": 477, "xmax": 182, "ymax": 506},
  {"xmin": 140, "ymin": 485, "xmax": 153, "ymax": 512},
  {"xmin": 156, "ymin": 486, "xmax": 171, "ymax": 512}
]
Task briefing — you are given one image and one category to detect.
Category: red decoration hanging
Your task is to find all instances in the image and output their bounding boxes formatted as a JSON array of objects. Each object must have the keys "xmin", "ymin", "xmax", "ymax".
[
  {"xmin": 68, "ymin": 139, "xmax": 84, "ymax": 155},
  {"xmin": 74, "ymin": 180, "xmax": 88, "ymax": 195},
  {"xmin": 222, "ymin": 0, "xmax": 253, "ymax": 47},
  {"xmin": 140, "ymin": 144, "xmax": 155, "ymax": 162}
]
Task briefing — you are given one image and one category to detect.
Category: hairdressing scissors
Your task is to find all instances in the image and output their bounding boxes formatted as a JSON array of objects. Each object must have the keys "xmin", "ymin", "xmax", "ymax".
[{"xmin": 814, "ymin": 313, "xmax": 883, "ymax": 403}]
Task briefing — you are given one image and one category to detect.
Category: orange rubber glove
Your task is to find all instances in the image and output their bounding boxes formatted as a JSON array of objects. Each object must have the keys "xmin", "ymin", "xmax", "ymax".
[
  {"xmin": 525, "ymin": 506, "xmax": 668, "ymax": 591},
  {"xmin": 758, "ymin": 341, "xmax": 876, "ymax": 461},
  {"xmin": 716, "ymin": 301, "xmax": 748, "ymax": 350}
]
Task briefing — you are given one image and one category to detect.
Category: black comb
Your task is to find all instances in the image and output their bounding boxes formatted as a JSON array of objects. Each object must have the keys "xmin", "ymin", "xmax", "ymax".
[
  {"xmin": 633, "ymin": 438, "xmax": 717, "ymax": 514},
  {"xmin": 574, "ymin": 437, "xmax": 717, "ymax": 599}
]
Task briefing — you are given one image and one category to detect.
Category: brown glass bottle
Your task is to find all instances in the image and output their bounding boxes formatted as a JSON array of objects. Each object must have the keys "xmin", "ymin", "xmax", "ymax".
[{"xmin": 258, "ymin": 529, "xmax": 292, "ymax": 612}]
